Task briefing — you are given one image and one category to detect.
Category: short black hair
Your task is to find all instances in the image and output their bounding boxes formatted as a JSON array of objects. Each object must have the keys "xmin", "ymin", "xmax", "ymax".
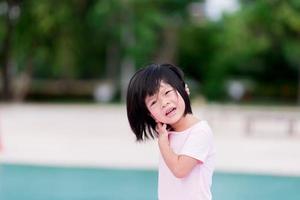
[{"xmin": 126, "ymin": 63, "xmax": 192, "ymax": 141}]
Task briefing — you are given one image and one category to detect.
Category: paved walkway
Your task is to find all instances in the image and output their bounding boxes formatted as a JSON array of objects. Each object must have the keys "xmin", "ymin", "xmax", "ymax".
[{"xmin": 0, "ymin": 103, "xmax": 299, "ymax": 176}]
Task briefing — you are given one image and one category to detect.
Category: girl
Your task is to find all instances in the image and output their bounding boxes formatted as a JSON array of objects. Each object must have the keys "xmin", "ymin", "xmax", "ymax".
[{"xmin": 126, "ymin": 63, "xmax": 216, "ymax": 200}]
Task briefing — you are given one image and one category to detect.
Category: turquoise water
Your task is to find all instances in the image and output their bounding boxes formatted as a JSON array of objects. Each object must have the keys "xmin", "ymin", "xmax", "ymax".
[{"xmin": 0, "ymin": 164, "xmax": 300, "ymax": 200}]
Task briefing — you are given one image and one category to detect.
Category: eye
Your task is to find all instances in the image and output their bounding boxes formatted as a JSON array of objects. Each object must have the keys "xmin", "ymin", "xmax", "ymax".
[
  {"xmin": 150, "ymin": 100, "xmax": 157, "ymax": 106},
  {"xmin": 165, "ymin": 90, "xmax": 173, "ymax": 95}
]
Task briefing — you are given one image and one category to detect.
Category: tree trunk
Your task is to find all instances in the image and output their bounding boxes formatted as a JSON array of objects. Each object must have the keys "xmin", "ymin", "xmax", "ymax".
[
  {"xmin": 120, "ymin": 0, "xmax": 135, "ymax": 102},
  {"xmin": 155, "ymin": 22, "xmax": 179, "ymax": 64},
  {"xmin": 106, "ymin": 41, "xmax": 120, "ymax": 83},
  {"xmin": 14, "ymin": 54, "xmax": 33, "ymax": 102},
  {"xmin": 0, "ymin": 2, "xmax": 14, "ymax": 100}
]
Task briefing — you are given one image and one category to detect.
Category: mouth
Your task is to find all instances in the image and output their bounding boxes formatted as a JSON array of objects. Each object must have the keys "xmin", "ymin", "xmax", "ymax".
[{"xmin": 165, "ymin": 107, "xmax": 176, "ymax": 116}]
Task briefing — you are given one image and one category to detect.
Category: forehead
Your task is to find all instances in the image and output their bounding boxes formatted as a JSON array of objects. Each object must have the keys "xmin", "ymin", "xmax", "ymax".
[{"xmin": 159, "ymin": 81, "xmax": 172, "ymax": 89}]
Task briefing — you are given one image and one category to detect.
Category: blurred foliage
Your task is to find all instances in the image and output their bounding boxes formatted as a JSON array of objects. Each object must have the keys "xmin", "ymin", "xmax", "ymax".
[
  {"xmin": 11, "ymin": 0, "xmax": 194, "ymax": 79},
  {"xmin": 0, "ymin": 0, "xmax": 299, "ymax": 103},
  {"xmin": 179, "ymin": 0, "xmax": 300, "ymax": 102}
]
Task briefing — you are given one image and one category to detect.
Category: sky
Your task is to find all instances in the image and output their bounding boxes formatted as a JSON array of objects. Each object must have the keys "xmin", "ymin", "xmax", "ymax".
[{"xmin": 205, "ymin": 0, "xmax": 240, "ymax": 20}]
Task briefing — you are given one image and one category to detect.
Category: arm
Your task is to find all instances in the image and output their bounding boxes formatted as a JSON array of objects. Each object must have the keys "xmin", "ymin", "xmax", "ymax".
[{"xmin": 157, "ymin": 123, "xmax": 202, "ymax": 178}]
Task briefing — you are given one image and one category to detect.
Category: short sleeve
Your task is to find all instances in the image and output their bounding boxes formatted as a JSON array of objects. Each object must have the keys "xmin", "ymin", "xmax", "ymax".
[{"xmin": 179, "ymin": 122, "xmax": 213, "ymax": 163}]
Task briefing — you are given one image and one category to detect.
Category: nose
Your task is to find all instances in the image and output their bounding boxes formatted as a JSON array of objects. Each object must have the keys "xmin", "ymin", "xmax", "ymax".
[{"xmin": 160, "ymin": 97, "xmax": 169, "ymax": 108}]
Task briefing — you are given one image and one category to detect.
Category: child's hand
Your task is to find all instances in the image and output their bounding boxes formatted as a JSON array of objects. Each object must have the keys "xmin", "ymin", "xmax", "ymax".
[{"xmin": 156, "ymin": 122, "xmax": 169, "ymax": 145}]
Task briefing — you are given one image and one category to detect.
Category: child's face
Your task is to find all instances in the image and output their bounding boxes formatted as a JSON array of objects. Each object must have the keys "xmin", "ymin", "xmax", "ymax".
[{"xmin": 145, "ymin": 81, "xmax": 186, "ymax": 126}]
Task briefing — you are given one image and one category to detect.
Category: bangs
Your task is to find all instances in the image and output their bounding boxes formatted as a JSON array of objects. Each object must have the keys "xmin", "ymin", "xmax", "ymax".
[
  {"xmin": 143, "ymin": 72, "xmax": 161, "ymax": 98},
  {"xmin": 142, "ymin": 66, "xmax": 181, "ymax": 99}
]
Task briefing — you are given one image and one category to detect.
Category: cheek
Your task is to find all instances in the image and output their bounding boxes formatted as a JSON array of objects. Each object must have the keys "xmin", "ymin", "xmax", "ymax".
[
  {"xmin": 146, "ymin": 106, "xmax": 156, "ymax": 118},
  {"xmin": 148, "ymin": 107, "xmax": 163, "ymax": 121},
  {"xmin": 149, "ymin": 109, "xmax": 159, "ymax": 119},
  {"xmin": 177, "ymin": 93, "xmax": 186, "ymax": 110}
]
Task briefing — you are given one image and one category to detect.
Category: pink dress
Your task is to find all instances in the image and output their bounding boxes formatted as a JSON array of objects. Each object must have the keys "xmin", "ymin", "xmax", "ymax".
[{"xmin": 158, "ymin": 121, "xmax": 216, "ymax": 200}]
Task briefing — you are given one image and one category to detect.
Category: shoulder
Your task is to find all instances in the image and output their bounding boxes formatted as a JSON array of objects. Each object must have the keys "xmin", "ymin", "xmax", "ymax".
[
  {"xmin": 191, "ymin": 120, "xmax": 213, "ymax": 135},
  {"xmin": 186, "ymin": 120, "xmax": 214, "ymax": 143},
  {"xmin": 179, "ymin": 120, "xmax": 215, "ymax": 161}
]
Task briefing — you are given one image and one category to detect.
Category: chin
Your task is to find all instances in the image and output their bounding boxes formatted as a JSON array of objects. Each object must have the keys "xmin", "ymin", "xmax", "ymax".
[{"xmin": 166, "ymin": 118, "xmax": 181, "ymax": 126}]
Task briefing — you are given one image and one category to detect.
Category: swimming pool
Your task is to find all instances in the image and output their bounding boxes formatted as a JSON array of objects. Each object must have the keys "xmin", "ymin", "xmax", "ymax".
[{"xmin": 0, "ymin": 164, "xmax": 299, "ymax": 200}]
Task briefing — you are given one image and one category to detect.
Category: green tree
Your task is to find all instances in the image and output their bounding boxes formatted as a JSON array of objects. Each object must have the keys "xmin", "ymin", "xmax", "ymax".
[
  {"xmin": 1, "ymin": 0, "xmax": 200, "ymax": 102},
  {"xmin": 178, "ymin": 0, "xmax": 300, "ymax": 103}
]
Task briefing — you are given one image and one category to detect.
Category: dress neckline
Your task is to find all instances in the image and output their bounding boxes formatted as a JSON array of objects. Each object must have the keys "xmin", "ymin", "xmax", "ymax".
[{"xmin": 169, "ymin": 120, "xmax": 206, "ymax": 135}]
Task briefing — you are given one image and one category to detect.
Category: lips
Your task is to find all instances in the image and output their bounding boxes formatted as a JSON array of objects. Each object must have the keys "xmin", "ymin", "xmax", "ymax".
[{"xmin": 165, "ymin": 107, "xmax": 176, "ymax": 116}]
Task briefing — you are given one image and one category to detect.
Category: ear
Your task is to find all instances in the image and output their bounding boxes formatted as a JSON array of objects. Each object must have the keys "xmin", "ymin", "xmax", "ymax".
[{"xmin": 185, "ymin": 84, "xmax": 190, "ymax": 96}]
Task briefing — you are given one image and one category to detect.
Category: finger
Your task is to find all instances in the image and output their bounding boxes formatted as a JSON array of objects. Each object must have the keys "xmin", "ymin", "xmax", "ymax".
[
  {"xmin": 157, "ymin": 122, "xmax": 162, "ymax": 129},
  {"xmin": 156, "ymin": 122, "xmax": 162, "ymax": 132},
  {"xmin": 155, "ymin": 125, "xmax": 159, "ymax": 132},
  {"xmin": 162, "ymin": 123, "xmax": 167, "ymax": 130}
]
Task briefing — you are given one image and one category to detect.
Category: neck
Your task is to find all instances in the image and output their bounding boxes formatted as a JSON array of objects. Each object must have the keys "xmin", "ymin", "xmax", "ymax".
[{"xmin": 171, "ymin": 113, "xmax": 199, "ymax": 132}]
